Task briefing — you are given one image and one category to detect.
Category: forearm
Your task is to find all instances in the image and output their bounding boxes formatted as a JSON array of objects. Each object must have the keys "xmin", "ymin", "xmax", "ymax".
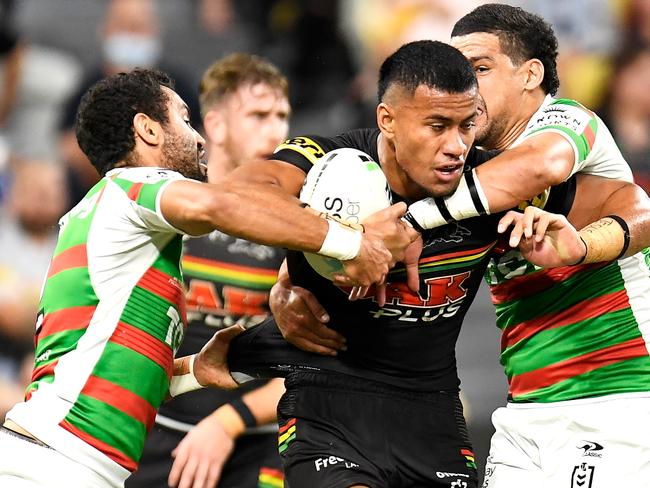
[
  {"xmin": 210, "ymin": 378, "xmax": 285, "ymax": 438},
  {"xmin": 594, "ymin": 183, "xmax": 650, "ymax": 257},
  {"xmin": 407, "ymin": 134, "xmax": 574, "ymax": 229}
]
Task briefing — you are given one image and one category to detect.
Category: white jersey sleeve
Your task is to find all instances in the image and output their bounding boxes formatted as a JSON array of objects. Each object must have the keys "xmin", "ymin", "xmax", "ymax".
[
  {"xmin": 516, "ymin": 97, "xmax": 633, "ymax": 182},
  {"xmin": 105, "ymin": 167, "xmax": 188, "ymax": 234}
]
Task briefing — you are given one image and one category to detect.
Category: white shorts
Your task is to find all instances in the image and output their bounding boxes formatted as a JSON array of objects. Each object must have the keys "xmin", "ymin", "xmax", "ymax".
[
  {"xmin": 483, "ymin": 395, "xmax": 650, "ymax": 488},
  {"xmin": 0, "ymin": 428, "xmax": 118, "ymax": 488}
]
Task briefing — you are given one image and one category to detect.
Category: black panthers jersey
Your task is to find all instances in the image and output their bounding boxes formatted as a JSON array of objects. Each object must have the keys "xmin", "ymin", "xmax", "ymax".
[
  {"xmin": 272, "ymin": 129, "xmax": 503, "ymax": 390},
  {"xmin": 229, "ymin": 129, "xmax": 575, "ymax": 392},
  {"xmin": 159, "ymin": 232, "xmax": 285, "ymax": 425}
]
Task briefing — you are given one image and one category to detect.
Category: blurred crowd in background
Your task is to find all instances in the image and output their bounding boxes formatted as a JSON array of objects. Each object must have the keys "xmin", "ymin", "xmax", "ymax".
[{"xmin": 1, "ymin": 0, "xmax": 649, "ymax": 468}]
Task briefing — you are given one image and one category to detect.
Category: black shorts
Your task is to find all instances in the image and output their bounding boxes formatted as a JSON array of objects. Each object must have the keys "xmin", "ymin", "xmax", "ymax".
[
  {"xmin": 277, "ymin": 372, "xmax": 477, "ymax": 488},
  {"xmin": 125, "ymin": 423, "xmax": 283, "ymax": 488}
]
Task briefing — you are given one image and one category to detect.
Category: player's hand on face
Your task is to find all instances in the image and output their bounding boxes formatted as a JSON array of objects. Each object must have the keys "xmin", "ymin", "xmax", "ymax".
[
  {"xmin": 498, "ymin": 206, "xmax": 586, "ymax": 267},
  {"xmin": 270, "ymin": 264, "xmax": 345, "ymax": 355},
  {"xmin": 193, "ymin": 325, "xmax": 245, "ymax": 390},
  {"xmin": 168, "ymin": 411, "xmax": 235, "ymax": 488}
]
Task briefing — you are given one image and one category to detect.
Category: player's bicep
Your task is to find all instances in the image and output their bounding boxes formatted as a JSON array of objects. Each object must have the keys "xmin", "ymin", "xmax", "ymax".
[
  {"xmin": 516, "ymin": 131, "xmax": 576, "ymax": 183},
  {"xmin": 570, "ymin": 174, "xmax": 650, "ymax": 230},
  {"xmin": 160, "ymin": 179, "xmax": 221, "ymax": 236}
]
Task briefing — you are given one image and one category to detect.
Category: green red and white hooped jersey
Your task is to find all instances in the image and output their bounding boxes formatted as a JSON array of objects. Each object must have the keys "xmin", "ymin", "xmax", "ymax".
[
  {"xmin": 7, "ymin": 167, "xmax": 189, "ymax": 486},
  {"xmin": 486, "ymin": 97, "xmax": 650, "ymax": 404}
]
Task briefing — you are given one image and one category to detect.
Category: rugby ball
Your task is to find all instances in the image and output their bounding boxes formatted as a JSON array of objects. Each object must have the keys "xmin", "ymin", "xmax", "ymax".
[{"xmin": 300, "ymin": 148, "xmax": 392, "ymax": 279}]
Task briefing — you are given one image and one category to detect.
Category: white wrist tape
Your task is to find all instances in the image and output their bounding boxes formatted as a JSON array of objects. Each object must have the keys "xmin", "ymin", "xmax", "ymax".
[
  {"xmin": 317, "ymin": 219, "xmax": 363, "ymax": 261},
  {"xmin": 407, "ymin": 169, "xmax": 490, "ymax": 229},
  {"xmin": 169, "ymin": 354, "xmax": 205, "ymax": 397}
]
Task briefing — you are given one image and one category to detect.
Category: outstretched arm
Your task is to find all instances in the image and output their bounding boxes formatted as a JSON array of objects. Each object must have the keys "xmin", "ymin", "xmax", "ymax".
[{"xmin": 167, "ymin": 378, "xmax": 285, "ymax": 488}]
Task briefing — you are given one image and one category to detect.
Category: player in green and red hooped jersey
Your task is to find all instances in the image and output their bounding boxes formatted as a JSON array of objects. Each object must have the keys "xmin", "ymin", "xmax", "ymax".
[{"xmin": 0, "ymin": 68, "xmax": 417, "ymax": 488}]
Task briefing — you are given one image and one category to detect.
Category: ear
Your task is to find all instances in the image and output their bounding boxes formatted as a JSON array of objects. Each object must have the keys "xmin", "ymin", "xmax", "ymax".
[
  {"xmin": 377, "ymin": 102, "xmax": 396, "ymax": 140},
  {"xmin": 133, "ymin": 113, "xmax": 163, "ymax": 146},
  {"xmin": 523, "ymin": 58, "xmax": 544, "ymax": 92},
  {"xmin": 202, "ymin": 110, "xmax": 227, "ymax": 146}
]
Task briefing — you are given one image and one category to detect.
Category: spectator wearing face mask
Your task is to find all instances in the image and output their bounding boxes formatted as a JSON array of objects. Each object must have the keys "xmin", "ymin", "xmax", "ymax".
[{"xmin": 58, "ymin": 0, "xmax": 200, "ymax": 207}]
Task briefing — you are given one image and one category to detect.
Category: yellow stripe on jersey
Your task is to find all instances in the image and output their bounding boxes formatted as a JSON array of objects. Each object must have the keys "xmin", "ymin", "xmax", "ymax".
[{"xmin": 274, "ymin": 137, "xmax": 326, "ymax": 165}]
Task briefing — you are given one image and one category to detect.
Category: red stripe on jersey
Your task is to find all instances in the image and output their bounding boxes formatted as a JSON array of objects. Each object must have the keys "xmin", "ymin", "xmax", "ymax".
[
  {"xmin": 584, "ymin": 124, "xmax": 596, "ymax": 151},
  {"xmin": 39, "ymin": 306, "xmax": 96, "ymax": 339},
  {"xmin": 81, "ymin": 375, "xmax": 156, "ymax": 430},
  {"xmin": 490, "ymin": 262, "xmax": 608, "ymax": 304},
  {"xmin": 127, "ymin": 182, "xmax": 144, "ymax": 201},
  {"xmin": 278, "ymin": 418, "xmax": 296, "ymax": 433},
  {"xmin": 47, "ymin": 244, "xmax": 88, "ymax": 278},
  {"xmin": 110, "ymin": 321, "xmax": 173, "ymax": 379},
  {"xmin": 138, "ymin": 268, "xmax": 185, "ymax": 312},
  {"xmin": 59, "ymin": 419, "xmax": 137, "ymax": 472},
  {"xmin": 502, "ymin": 290, "xmax": 630, "ymax": 350},
  {"xmin": 31, "ymin": 360, "xmax": 58, "ymax": 382},
  {"xmin": 510, "ymin": 336, "xmax": 650, "ymax": 397}
]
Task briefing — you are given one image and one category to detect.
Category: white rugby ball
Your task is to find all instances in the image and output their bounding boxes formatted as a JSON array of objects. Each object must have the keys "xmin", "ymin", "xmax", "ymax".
[{"xmin": 300, "ymin": 148, "xmax": 392, "ymax": 280}]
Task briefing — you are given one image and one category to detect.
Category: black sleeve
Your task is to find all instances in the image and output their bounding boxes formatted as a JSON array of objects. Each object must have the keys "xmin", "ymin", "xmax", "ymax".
[
  {"xmin": 466, "ymin": 146, "xmax": 502, "ymax": 168},
  {"xmin": 545, "ymin": 177, "xmax": 576, "ymax": 216},
  {"xmin": 270, "ymin": 135, "xmax": 340, "ymax": 174}
]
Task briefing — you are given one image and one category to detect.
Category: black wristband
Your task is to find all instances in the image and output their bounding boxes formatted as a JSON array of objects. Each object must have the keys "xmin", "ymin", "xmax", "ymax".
[
  {"xmin": 229, "ymin": 397, "xmax": 257, "ymax": 428},
  {"xmin": 403, "ymin": 210, "xmax": 425, "ymax": 234},
  {"xmin": 604, "ymin": 214, "xmax": 631, "ymax": 260}
]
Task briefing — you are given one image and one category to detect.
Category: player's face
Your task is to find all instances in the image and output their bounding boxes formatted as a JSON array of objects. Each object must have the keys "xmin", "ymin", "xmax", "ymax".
[
  {"xmin": 389, "ymin": 85, "xmax": 477, "ymax": 198},
  {"xmin": 160, "ymin": 87, "xmax": 207, "ymax": 181},
  {"xmin": 221, "ymin": 83, "xmax": 290, "ymax": 166},
  {"xmin": 451, "ymin": 32, "xmax": 525, "ymax": 149}
]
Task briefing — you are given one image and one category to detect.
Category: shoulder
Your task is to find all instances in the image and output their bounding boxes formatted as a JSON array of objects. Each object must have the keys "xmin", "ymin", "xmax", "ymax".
[{"xmin": 525, "ymin": 98, "xmax": 597, "ymax": 136}]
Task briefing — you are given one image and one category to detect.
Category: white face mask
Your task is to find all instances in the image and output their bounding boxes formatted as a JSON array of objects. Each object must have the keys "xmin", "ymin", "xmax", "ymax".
[{"xmin": 102, "ymin": 33, "xmax": 162, "ymax": 69}]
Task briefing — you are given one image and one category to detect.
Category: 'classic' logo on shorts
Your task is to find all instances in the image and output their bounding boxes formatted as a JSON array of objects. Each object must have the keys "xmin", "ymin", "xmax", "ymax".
[{"xmin": 314, "ymin": 456, "xmax": 359, "ymax": 472}]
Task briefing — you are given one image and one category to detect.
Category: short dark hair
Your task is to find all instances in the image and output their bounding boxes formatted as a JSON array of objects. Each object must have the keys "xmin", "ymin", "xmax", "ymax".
[
  {"xmin": 452, "ymin": 3, "xmax": 559, "ymax": 96},
  {"xmin": 75, "ymin": 68, "xmax": 175, "ymax": 176},
  {"xmin": 378, "ymin": 40, "xmax": 477, "ymax": 102}
]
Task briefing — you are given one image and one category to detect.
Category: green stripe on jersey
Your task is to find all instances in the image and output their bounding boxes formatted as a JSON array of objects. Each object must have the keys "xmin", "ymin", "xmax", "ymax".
[
  {"xmin": 514, "ymin": 355, "xmax": 650, "ymax": 402},
  {"xmin": 137, "ymin": 179, "xmax": 168, "ymax": 212},
  {"xmin": 34, "ymin": 329, "xmax": 87, "ymax": 364},
  {"xmin": 121, "ymin": 287, "xmax": 176, "ymax": 343},
  {"xmin": 528, "ymin": 124, "xmax": 590, "ymax": 163},
  {"xmin": 40, "ymin": 268, "xmax": 98, "ymax": 312},
  {"xmin": 65, "ymin": 394, "xmax": 145, "ymax": 463},
  {"xmin": 54, "ymin": 180, "xmax": 107, "ymax": 252},
  {"xmin": 26, "ymin": 375, "xmax": 55, "ymax": 394},
  {"xmin": 153, "ymin": 236, "xmax": 184, "ymax": 278},
  {"xmin": 92, "ymin": 342, "xmax": 168, "ymax": 407},
  {"xmin": 495, "ymin": 264, "xmax": 623, "ymax": 330},
  {"xmin": 112, "ymin": 177, "xmax": 168, "ymax": 213},
  {"xmin": 502, "ymin": 308, "xmax": 640, "ymax": 376}
]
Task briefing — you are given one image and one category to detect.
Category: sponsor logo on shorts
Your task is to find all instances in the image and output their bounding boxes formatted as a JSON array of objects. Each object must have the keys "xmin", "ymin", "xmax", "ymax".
[
  {"xmin": 436, "ymin": 471, "xmax": 470, "ymax": 479},
  {"xmin": 482, "ymin": 463, "xmax": 494, "ymax": 488},
  {"xmin": 577, "ymin": 441, "xmax": 604, "ymax": 458},
  {"xmin": 571, "ymin": 463, "xmax": 595, "ymax": 488},
  {"xmin": 313, "ymin": 455, "xmax": 359, "ymax": 472}
]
